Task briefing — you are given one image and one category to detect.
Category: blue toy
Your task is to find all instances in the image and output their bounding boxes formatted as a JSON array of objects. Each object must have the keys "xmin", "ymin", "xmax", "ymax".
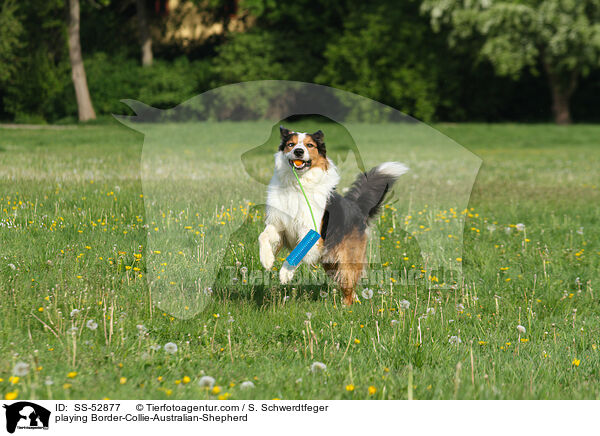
[{"xmin": 285, "ymin": 167, "xmax": 321, "ymax": 267}]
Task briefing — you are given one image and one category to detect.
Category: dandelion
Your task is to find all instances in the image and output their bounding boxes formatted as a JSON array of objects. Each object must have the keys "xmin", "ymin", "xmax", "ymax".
[
  {"xmin": 516, "ymin": 223, "xmax": 525, "ymax": 231},
  {"xmin": 150, "ymin": 344, "xmax": 161, "ymax": 351},
  {"xmin": 426, "ymin": 307, "xmax": 436, "ymax": 316},
  {"xmin": 311, "ymin": 362, "xmax": 327, "ymax": 373},
  {"xmin": 70, "ymin": 309, "xmax": 80, "ymax": 318},
  {"xmin": 13, "ymin": 362, "xmax": 30, "ymax": 377},
  {"xmin": 449, "ymin": 336, "xmax": 461, "ymax": 345},
  {"xmin": 572, "ymin": 358, "xmax": 581, "ymax": 367},
  {"xmin": 240, "ymin": 266, "xmax": 248, "ymax": 274},
  {"xmin": 203, "ymin": 287, "xmax": 213, "ymax": 297},
  {"xmin": 354, "ymin": 338, "xmax": 361, "ymax": 344},
  {"xmin": 198, "ymin": 376, "xmax": 215, "ymax": 388},
  {"xmin": 517, "ymin": 325, "xmax": 526, "ymax": 334},
  {"xmin": 67, "ymin": 326, "xmax": 78, "ymax": 335},
  {"xmin": 163, "ymin": 342, "xmax": 178, "ymax": 354},
  {"xmin": 4, "ymin": 391, "xmax": 18, "ymax": 400},
  {"xmin": 44, "ymin": 376, "xmax": 54, "ymax": 386},
  {"xmin": 319, "ymin": 290, "xmax": 328, "ymax": 298},
  {"xmin": 487, "ymin": 224, "xmax": 496, "ymax": 233},
  {"xmin": 391, "ymin": 319, "xmax": 399, "ymax": 326},
  {"xmin": 240, "ymin": 381, "xmax": 255, "ymax": 390},
  {"xmin": 8, "ymin": 263, "xmax": 16, "ymax": 270},
  {"xmin": 399, "ymin": 300, "xmax": 410, "ymax": 310},
  {"xmin": 119, "ymin": 377, "xmax": 127, "ymax": 385},
  {"xmin": 67, "ymin": 371, "xmax": 77, "ymax": 378},
  {"xmin": 368, "ymin": 386, "xmax": 377, "ymax": 395},
  {"xmin": 211, "ymin": 386, "xmax": 222, "ymax": 395},
  {"xmin": 345, "ymin": 384, "xmax": 355, "ymax": 392},
  {"xmin": 361, "ymin": 288, "xmax": 374, "ymax": 300},
  {"xmin": 306, "ymin": 312, "xmax": 312, "ymax": 320},
  {"xmin": 86, "ymin": 319, "xmax": 98, "ymax": 330},
  {"xmin": 576, "ymin": 227, "xmax": 584, "ymax": 235}
]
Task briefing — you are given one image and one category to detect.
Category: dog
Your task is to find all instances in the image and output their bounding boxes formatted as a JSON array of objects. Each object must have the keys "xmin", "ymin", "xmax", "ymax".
[{"xmin": 259, "ymin": 126, "xmax": 408, "ymax": 305}]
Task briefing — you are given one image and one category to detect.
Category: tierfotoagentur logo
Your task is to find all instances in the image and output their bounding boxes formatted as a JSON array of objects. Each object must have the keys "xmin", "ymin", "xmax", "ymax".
[{"xmin": 2, "ymin": 402, "xmax": 51, "ymax": 433}]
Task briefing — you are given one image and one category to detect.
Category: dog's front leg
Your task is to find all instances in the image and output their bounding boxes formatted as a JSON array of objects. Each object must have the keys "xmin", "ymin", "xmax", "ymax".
[
  {"xmin": 279, "ymin": 260, "xmax": 297, "ymax": 284},
  {"xmin": 259, "ymin": 224, "xmax": 281, "ymax": 270}
]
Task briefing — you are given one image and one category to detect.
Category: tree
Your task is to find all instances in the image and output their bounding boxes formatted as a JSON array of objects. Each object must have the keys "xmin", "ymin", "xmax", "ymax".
[
  {"xmin": 316, "ymin": 0, "xmax": 445, "ymax": 121},
  {"xmin": 135, "ymin": 0, "xmax": 153, "ymax": 66},
  {"xmin": 67, "ymin": 0, "xmax": 96, "ymax": 121},
  {"xmin": 421, "ymin": 0, "xmax": 600, "ymax": 124},
  {"xmin": 0, "ymin": 0, "xmax": 23, "ymax": 86}
]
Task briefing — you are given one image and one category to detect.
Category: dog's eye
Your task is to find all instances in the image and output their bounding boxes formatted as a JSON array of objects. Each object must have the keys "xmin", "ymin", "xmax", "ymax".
[
  {"xmin": 286, "ymin": 143, "xmax": 294, "ymax": 147},
  {"xmin": 306, "ymin": 143, "xmax": 314, "ymax": 148}
]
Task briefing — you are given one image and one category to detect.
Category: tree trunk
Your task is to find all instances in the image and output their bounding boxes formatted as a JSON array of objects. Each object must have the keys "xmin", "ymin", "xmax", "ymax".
[
  {"xmin": 543, "ymin": 61, "xmax": 577, "ymax": 125},
  {"xmin": 67, "ymin": 0, "xmax": 96, "ymax": 121},
  {"xmin": 136, "ymin": 0, "xmax": 153, "ymax": 67}
]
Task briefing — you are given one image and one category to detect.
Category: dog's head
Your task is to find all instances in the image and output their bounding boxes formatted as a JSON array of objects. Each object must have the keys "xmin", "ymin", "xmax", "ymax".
[{"xmin": 278, "ymin": 126, "xmax": 328, "ymax": 173}]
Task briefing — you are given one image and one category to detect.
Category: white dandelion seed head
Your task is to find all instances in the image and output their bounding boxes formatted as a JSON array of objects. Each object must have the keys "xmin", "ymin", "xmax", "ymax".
[
  {"xmin": 361, "ymin": 288, "xmax": 374, "ymax": 300},
  {"xmin": 13, "ymin": 361, "xmax": 30, "ymax": 377},
  {"xmin": 306, "ymin": 312, "xmax": 312, "ymax": 320},
  {"xmin": 516, "ymin": 223, "xmax": 526, "ymax": 232},
  {"xmin": 399, "ymin": 299, "xmax": 410, "ymax": 310},
  {"xmin": 67, "ymin": 326, "xmax": 78, "ymax": 335},
  {"xmin": 163, "ymin": 342, "xmax": 178, "ymax": 354},
  {"xmin": 319, "ymin": 290, "xmax": 328, "ymax": 298},
  {"xmin": 311, "ymin": 361, "xmax": 327, "ymax": 373},
  {"xmin": 487, "ymin": 224, "xmax": 496, "ymax": 233},
  {"xmin": 235, "ymin": 261, "xmax": 242, "ymax": 267},
  {"xmin": 517, "ymin": 325, "xmax": 526, "ymax": 334},
  {"xmin": 240, "ymin": 381, "xmax": 255, "ymax": 390},
  {"xmin": 44, "ymin": 376, "xmax": 54, "ymax": 386},
  {"xmin": 86, "ymin": 319, "xmax": 98, "ymax": 331},
  {"xmin": 426, "ymin": 307, "xmax": 436, "ymax": 315},
  {"xmin": 391, "ymin": 319, "xmax": 399, "ymax": 326},
  {"xmin": 240, "ymin": 266, "xmax": 248, "ymax": 274},
  {"xmin": 457, "ymin": 303, "xmax": 465, "ymax": 311},
  {"xmin": 198, "ymin": 375, "xmax": 215, "ymax": 388},
  {"xmin": 150, "ymin": 344, "xmax": 161, "ymax": 351},
  {"xmin": 8, "ymin": 263, "xmax": 16, "ymax": 270},
  {"xmin": 70, "ymin": 309, "xmax": 80, "ymax": 318},
  {"xmin": 203, "ymin": 287, "xmax": 213, "ymax": 296},
  {"xmin": 448, "ymin": 335, "xmax": 461, "ymax": 345}
]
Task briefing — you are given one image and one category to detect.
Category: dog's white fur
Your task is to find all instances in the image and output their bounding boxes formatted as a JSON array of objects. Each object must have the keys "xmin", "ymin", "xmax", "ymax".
[{"xmin": 259, "ymin": 151, "xmax": 340, "ymax": 284}]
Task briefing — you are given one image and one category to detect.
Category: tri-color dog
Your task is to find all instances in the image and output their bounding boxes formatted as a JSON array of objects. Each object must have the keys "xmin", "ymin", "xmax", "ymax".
[{"xmin": 259, "ymin": 126, "xmax": 408, "ymax": 305}]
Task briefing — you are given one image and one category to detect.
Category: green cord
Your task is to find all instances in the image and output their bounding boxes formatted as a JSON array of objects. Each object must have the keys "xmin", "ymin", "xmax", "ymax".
[{"xmin": 292, "ymin": 167, "xmax": 318, "ymax": 232}]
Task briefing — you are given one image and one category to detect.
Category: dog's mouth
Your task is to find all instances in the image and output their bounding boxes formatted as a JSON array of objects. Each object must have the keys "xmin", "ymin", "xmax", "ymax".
[{"xmin": 289, "ymin": 159, "xmax": 311, "ymax": 170}]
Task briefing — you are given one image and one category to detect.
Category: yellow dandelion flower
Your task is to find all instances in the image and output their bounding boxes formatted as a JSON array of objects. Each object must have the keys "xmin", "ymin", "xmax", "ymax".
[
  {"xmin": 182, "ymin": 376, "xmax": 191, "ymax": 384},
  {"xmin": 4, "ymin": 391, "xmax": 18, "ymax": 400},
  {"xmin": 354, "ymin": 338, "xmax": 360, "ymax": 344},
  {"xmin": 572, "ymin": 358, "xmax": 581, "ymax": 367},
  {"xmin": 67, "ymin": 371, "xmax": 77, "ymax": 378},
  {"xmin": 63, "ymin": 383, "xmax": 72, "ymax": 389},
  {"xmin": 119, "ymin": 377, "xmax": 127, "ymax": 385},
  {"xmin": 211, "ymin": 386, "xmax": 222, "ymax": 395},
  {"xmin": 345, "ymin": 384, "xmax": 355, "ymax": 392},
  {"xmin": 368, "ymin": 386, "xmax": 377, "ymax": 395}
]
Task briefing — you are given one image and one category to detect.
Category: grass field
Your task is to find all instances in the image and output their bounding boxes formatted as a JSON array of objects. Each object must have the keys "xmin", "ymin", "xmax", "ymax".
[{"xmin": 0, "ymin": 122, "xmax": 598, "ymax": 400}]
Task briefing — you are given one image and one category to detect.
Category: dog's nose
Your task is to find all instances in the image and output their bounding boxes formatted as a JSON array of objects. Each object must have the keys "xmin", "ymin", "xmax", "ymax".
[{"xmin": 293, "ymin": 148, "xmax": 304, "ymax": 157}]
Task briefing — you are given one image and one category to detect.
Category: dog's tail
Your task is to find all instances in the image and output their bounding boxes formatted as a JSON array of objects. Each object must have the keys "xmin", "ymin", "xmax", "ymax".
[{"xmin": 344, "ymin": 162, "xmax": 408, "ymax": 222}]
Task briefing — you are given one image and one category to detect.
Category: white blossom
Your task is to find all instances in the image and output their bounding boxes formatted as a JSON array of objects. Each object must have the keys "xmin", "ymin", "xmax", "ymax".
[
  {"xmin": 311, "ymin": 361, "xmax": 327, "ymax": 373},
  {"xmin": 198, "ymin": 376, "xmax": 215, "ymax": 388},
  {"xmin": 361, "ymin": 288, "xmax": 374, "ymax": 300},
  {"xmin": 163, "ymin": 342, "xmax": 178, "ymax": 354},
  {"xmin": 13, "ymin": 361, "xmax": 30, "ymax": 376}
]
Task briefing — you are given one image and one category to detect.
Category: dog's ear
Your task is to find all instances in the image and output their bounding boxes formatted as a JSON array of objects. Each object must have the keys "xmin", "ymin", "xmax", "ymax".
[
  {"xmin": 280, "ymin": 126, "xmax": 292, "ymax": 139},
  {"xmin": 311, "ymin": 130, "xmax": 326, "ymax": 156}
]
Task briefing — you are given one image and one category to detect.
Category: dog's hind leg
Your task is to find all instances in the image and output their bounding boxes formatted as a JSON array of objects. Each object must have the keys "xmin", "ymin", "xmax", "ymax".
[{"xmin": 259, "ymin": 224, "xmax": 282, "ymax": 270}]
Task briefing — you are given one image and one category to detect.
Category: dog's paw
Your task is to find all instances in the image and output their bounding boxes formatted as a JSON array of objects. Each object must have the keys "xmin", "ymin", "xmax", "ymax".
[
  {"xmin": 260, "ymin": 249, "xmax": 275, "ymax": 270},
  {"xmin": 279, "ymin": 261, "xmax": 296, "ymax": 284}
]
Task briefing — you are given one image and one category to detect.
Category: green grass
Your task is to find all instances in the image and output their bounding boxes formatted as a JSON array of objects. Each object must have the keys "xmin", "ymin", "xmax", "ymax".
[{"xmin": 0, "ymin": 122, "xmax": 598, "ymax": 400}]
